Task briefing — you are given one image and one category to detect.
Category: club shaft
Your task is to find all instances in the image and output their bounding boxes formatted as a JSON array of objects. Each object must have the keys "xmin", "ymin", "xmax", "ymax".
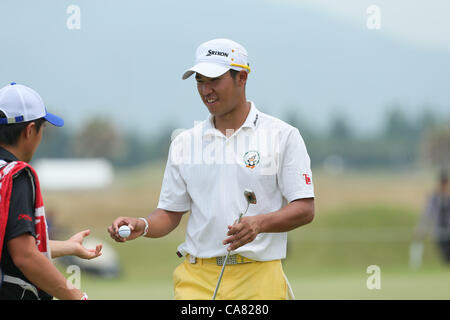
[
  {"xmin": 212, "ymin": 210, "xmax": 247, "ymax": 300},
  {"xmin": 212, "ymin": 250, "xmax": 231, "ymax": 300}
]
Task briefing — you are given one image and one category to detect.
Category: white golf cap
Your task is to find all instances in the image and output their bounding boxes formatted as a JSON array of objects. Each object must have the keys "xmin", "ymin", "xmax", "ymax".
[
  {"xmin": 0, "ymin": 83, "xmax": 64, "ymax": 126},
  {"xmin": 182, "ymin": 38, "xmax": 251, "ymax": 80}
]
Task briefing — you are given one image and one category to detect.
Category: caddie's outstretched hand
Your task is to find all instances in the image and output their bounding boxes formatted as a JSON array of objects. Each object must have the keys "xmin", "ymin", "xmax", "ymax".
[
  {"xmin": 69, "ymin": 229, "xmax": 103, "ymax": 260},
  {"xmin": 108, "ymin": 217, "xmax": 144, "ymax": 242}
]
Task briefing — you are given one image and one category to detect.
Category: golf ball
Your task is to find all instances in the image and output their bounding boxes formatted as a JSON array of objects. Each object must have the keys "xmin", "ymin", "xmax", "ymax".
[{"xmin": 118, "ymin": 225, "xmax": 131, "ymax": 238}]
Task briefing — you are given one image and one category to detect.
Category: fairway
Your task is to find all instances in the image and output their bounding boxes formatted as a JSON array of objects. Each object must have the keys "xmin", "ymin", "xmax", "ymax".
[
  {"xmin": 58, "ymin": 238, "xmax": 450, "ymax": 300},
  {"xmin": 290, "ymin": 269, "xmax": 450, "ymax": 300},
  {"xmin": 46, "ymin": 165, "xmax": 450, "ymax": 299}
]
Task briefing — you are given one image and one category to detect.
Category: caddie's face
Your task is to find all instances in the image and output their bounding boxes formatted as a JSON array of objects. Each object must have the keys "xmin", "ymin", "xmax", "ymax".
[
  {"xmin": 195, "ymin": 71, "xmax": 240, "ymax": 116},
  {"xmin": 24, "ymin": 121, "xmax": 45, "ymax": 162}
]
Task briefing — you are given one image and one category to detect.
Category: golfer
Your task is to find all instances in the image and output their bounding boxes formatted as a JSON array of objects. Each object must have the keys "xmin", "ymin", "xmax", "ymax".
[
  {"xmin": 0, "ymin": 83, "xmax": 102, "ymax": 300},
  {"xmin": 108, "ymin": 39, "xmax": 315, "ymax": 300}
]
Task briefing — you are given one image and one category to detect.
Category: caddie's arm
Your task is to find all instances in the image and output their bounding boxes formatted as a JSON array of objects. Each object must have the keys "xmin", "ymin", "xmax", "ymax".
[
  {"xmin": 108, "ymin": 208, "xmax": 186, "ymax": 242},
  {"xmin": 8, "ymin": 233, "xmax": 86, "ymax": 300},
  {"xmin": 49, "ymin": 229, "xmax": 102, "ymax": 259},
  {"xmin": 224, "ymin": 198, "xmax": 314, "ymax": 251}
]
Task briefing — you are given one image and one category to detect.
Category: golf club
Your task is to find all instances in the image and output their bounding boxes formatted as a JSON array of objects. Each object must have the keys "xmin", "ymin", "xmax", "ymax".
[{"xmin": 212, "ymin": 189, "xmax": 257, "ymax": 300}]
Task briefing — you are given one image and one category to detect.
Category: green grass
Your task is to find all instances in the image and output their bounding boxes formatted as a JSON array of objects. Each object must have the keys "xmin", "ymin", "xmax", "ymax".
[
  {"xmin": 47, "ymin": 166, "xmax": 449, "ymax": 299},
  {"xmin": 54, "ymin": 201, "xmax": 450, "ymax": 299},
  {"xmin": 291, "ymin": 269, "xmax": 450, "ymax": 300},
  {"xmin": 284, "ymin": 204, "xmax": 424, "ymax": 273}
]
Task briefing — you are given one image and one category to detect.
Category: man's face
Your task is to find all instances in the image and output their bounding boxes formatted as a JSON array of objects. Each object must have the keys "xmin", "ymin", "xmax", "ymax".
[{"xmin": 195, "ymin": 71, "xmax": 241, "ymax": 116}]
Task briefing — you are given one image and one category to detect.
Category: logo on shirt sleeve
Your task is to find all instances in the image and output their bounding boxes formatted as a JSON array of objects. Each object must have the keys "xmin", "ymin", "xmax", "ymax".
[{"xmin": 302, "ymin": 173, "xmax": 312, "ymax": 185}]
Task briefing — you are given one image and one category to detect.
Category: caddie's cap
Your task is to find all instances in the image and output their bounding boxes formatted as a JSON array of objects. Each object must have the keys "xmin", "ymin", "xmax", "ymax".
[
  {"xmin": 182, "ymin": 38, "xmax": 250, "ymax": 80},
  {"xmin": 0, "ymin": 82, "xmax": 64, "ymax": 126}
]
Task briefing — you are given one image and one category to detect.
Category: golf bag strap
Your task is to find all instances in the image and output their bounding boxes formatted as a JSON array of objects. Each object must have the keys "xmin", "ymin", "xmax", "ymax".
[{"xmin": 2, "ymin": 273, "xmax": 40, "ymax": 299}]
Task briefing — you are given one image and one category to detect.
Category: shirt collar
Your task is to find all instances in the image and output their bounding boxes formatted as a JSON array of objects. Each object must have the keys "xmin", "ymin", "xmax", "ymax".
[
  {"xmin": 0, "ymin": 146, "xmax": 18, "ymax": 162},
  {"xmin": 241, "ymin": 101, "xmax": 259, "ymax": 129},
  {"xmin": 202, "ymin": 101, "xmax": 260, "ymax": 137}
]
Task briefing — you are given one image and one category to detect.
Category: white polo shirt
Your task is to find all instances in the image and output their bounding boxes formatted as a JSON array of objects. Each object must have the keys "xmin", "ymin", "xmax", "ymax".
[{"xmin": 157, "ymin": 101, "xmax": 314, "ymax": 261}]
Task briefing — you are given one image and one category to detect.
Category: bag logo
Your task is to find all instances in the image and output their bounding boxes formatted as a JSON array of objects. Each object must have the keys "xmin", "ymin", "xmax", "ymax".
[
  {"xmin": 244, "ymin": 151, "xmax": 260, "ymax": 169},
  {"xmin": 18, "ymin": 213, "xmax": 32, "ymax": 221}
]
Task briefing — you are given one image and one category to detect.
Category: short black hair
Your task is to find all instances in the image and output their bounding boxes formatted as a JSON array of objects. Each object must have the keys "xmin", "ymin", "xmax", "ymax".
[
  {"xmin": 229, "ymin": 69, "xmax": 239, "ymax": 79},
  {"xmin": 0, "ymin": 111, "xmax": 46, "ymax": 146},
  {"xmin": 229, "ymin": 69, "xmax": 249, "ymax": 87}
]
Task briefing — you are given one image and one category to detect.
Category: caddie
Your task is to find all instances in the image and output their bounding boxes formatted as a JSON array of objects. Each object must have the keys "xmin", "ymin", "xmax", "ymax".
[
  {"xmin": 0, "ymin": 83, "xmax": 102, "ymax": 300},
  {"xmin": 108, "ymin": 39, "xmax": 315, "ymax": 300}
]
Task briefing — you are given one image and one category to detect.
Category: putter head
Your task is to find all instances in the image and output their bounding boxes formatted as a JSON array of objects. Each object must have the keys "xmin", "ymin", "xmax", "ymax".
[{"xmin": 244, "ymin": 189, "xmax": 257, "ymax": 204}]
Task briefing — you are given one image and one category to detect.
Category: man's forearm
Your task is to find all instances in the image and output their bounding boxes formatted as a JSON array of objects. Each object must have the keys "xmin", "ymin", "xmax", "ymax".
[
  {"xmin": 259, "ymin": 198, "xmax": 314, "ymax": 233},
  {"xmin": 143, "ymin": 208, "xmax": 186, "ymax": 238},
  {"xmin": 224, "ymin": 198, "xmax": 315, "ymax": 251}
]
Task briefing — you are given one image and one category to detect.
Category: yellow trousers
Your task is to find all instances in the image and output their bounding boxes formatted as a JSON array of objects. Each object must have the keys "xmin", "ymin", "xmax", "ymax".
[{"xmin": 173, "ymin": 255, "xmax": 294, "ymax": 300}]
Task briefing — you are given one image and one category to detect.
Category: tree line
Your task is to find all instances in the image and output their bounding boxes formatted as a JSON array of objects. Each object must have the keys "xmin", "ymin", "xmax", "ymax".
[{"xmin": 288, "ymin": 108, "xmax": 450, "ymax": 170}]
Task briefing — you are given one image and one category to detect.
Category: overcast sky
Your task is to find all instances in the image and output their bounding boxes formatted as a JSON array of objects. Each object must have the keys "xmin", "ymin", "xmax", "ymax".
[
  {"xmin": 275, "ymin": 0, "xmax": 450, "ymax": 52},
  {"xmin": 0, "ymin": 0, "xmax": 448, "ymax": 136}
]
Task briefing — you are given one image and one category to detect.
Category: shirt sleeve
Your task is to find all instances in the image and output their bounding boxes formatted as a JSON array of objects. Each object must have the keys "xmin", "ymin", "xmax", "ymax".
[
  {"xmin": 4, "ymin": 170, "xmax": 36, "ymax": 241},
  {"xmin": 277, "ymin": 128, "xmax": 315, "ymax": 202},
  {"xmin": 157, "ymin": 137, "xmax": 191, "ymax": 212}
]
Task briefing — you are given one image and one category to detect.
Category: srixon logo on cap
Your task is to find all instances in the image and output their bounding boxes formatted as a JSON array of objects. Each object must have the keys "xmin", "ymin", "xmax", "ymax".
[{"xmin": 206, "ymin": 50, "xmax": 229, "ymax": 57}]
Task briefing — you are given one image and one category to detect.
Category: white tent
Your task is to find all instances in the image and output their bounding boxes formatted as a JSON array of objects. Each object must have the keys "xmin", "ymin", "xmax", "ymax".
[{"xmin": 33, "ymin": 158, "xmax": 114, "ymax": 190}]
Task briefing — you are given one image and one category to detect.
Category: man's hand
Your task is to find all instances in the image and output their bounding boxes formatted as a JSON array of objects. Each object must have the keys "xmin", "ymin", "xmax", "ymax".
[
  {"xmin": 68, "ymin": 230, "xmax": 102, "ymax": 260},
  {"xmin": 223, "ymin": 215, "xmax": 263, "ymax": 251},
  {"xmin": 108, "ymin": 217, "xmax": 146, "ymax": 242}
]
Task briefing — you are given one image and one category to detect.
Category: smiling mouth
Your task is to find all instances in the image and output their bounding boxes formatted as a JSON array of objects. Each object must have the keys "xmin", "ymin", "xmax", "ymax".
[{"xmin": 205, "ymin": 97, "xmax": 218, "ymax": 104}]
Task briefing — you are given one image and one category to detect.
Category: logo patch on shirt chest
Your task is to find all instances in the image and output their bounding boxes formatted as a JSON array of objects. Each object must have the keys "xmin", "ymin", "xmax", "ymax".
[{"xmin": 243, "ymin": 151, "xmax": 260, "ymax": 169}]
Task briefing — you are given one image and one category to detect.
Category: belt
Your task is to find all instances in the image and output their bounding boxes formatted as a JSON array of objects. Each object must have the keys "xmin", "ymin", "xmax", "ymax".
[{"xmin": 185, "ymin": 254, "xmax": 255, "ymax": 266}]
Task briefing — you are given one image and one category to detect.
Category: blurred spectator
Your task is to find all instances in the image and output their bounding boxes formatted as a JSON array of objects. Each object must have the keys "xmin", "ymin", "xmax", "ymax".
[{"xmin": 414, "ymin": 170, "xmax": 450, "ymax": 264}]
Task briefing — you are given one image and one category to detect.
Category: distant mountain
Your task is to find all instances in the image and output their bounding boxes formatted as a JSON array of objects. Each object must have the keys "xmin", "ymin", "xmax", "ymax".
[{"xmin": 0, "ymin": 0, "xmax": 449, "ymax": 136}]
